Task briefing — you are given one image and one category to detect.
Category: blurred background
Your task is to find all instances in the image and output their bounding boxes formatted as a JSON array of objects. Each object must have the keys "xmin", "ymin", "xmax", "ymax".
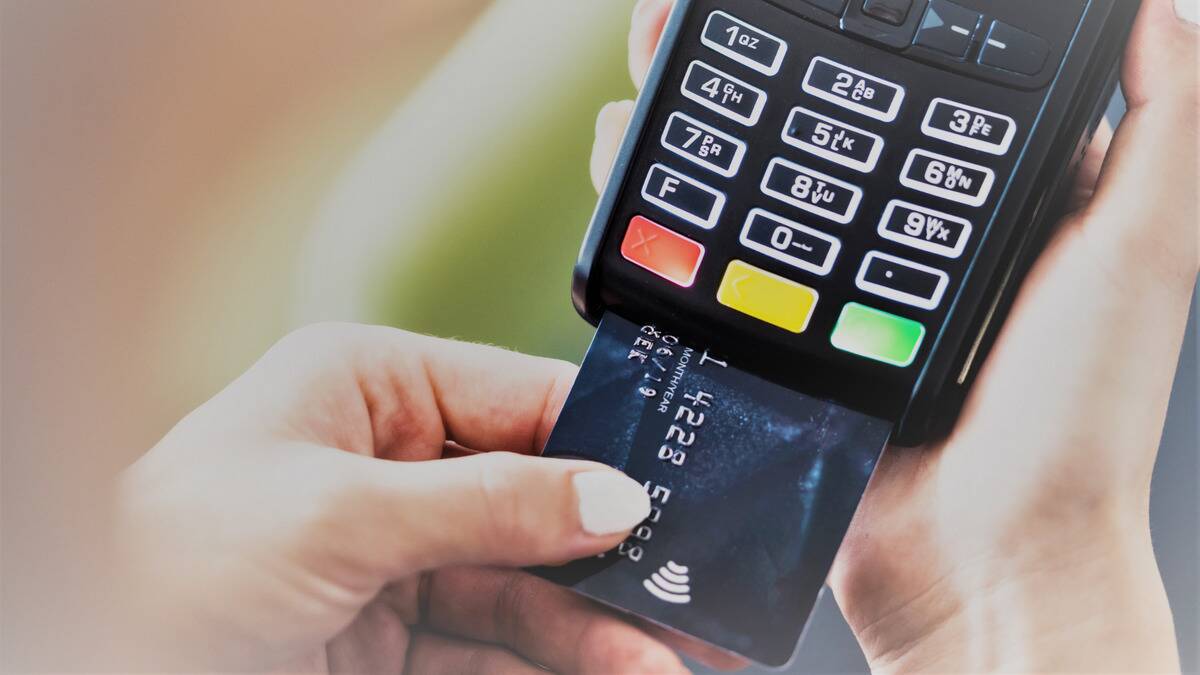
[{"xmin": 1, "ymin": 0, "xmax": 1196, "ymax": 672}]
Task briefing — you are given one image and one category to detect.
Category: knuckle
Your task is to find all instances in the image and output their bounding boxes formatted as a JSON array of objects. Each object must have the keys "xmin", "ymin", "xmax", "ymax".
[{"xmin": 474, "ymin": 453, "xmax": 539, "ymax": 555}]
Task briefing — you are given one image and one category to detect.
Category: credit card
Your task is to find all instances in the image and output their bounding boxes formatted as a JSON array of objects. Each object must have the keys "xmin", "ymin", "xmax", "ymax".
[{"xmin": 536, "ymin": 312, "xmax": 890, "ymax": 668}]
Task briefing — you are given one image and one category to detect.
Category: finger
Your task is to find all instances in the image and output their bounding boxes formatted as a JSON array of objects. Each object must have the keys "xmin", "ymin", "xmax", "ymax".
[
  {"xmin": 335, "ymin": 450, "xmax": 650, "ymax": 574},
  {"xmin": 326, "ymin": 598, "xmax": 410, "ymax": 675},
  {"xmin": 1083, "ymin": 0, "xmax": 1199, "ymax": 278},
  {"xmin": 591, "ymin": 100, "xmax": 635, "ymax": 193},
  {"xmin": 629, "ymin": 0, "xmax": 675, "ymax": 90},
  {"xmin": 1067, "ymin": 118, "xmax": 1114, "ymax": 212},
  {"xmin": 420, "ymin": 567, "xmax": 689, "ymax": 675},
  {"xmin": 259, "ymin": 324, "xmax": 579, "ymax": 459},
  {"xmin": 404, "ymin": 632, "xmax": 543, "ymax": 675}
]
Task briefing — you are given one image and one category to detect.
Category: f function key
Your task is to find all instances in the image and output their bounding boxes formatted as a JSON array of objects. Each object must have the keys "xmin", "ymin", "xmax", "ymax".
[
  {"xmin": 642, "ymin": 164, "xmax": 726, "ymax": 230},
  {"xmin": 701, "ymin": 11, "xmax": 788, "ymax": 76}
]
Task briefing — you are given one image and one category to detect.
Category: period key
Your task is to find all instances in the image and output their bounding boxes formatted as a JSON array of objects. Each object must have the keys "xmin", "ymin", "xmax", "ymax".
[
  {"xmin": 783, "ymin": 106, "xmax": 884, "ymax": 173},
  {"xmin": 681, "ymin": 60, "xmax": 767, "ymax": 126},
  {"xmin": 802, "ymin": 56, "xmax": 905, "ymax": 122},
  {"xmin": 701, "ymin": 11, "xmax": 788, "ymax": 76}
]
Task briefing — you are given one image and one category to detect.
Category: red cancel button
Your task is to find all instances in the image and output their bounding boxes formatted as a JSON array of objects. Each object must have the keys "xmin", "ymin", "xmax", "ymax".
[{"xmin": 620, "ymin": 216, "xmax": 706, "ymax": 288}]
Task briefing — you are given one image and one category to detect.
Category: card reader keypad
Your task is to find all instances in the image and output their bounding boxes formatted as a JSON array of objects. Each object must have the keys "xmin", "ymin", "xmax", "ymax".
[{"xmin": 607, "ymin": 1, "xmax": 1038, "ymax": 372}]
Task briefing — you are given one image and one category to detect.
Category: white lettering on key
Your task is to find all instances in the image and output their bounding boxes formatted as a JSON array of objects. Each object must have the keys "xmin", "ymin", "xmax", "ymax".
[{"xmin": 659, "ymin": 176, "xmax": 680, "ymax": 198}]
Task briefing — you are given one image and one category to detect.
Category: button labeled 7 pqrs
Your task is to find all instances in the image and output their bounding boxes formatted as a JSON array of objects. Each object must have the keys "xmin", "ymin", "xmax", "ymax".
[{"xmin": 662, "ymin": 112, "xmax": 747, "ymax": 177}]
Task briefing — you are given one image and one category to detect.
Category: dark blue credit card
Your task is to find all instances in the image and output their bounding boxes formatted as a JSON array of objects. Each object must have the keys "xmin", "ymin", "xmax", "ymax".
[{"xmin": 536, "ymin": 313, "xmax": 890, "ymax": 668}]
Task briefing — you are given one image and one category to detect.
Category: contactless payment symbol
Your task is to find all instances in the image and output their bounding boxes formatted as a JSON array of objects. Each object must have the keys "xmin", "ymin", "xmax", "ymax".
[{"xmin": 644, "ymin": 560, "xmax": 692, "ymax": 604}]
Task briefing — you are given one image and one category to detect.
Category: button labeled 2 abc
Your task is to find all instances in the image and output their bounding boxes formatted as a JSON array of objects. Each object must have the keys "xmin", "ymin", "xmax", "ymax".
[{"xmin": 642, "ymin": 164, "xmax": 725, "ymax": 229}]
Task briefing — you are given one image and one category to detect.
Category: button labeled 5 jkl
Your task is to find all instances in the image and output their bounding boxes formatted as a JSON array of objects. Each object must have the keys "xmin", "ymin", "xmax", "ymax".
[{"xmin": 783, "ymin": 106, "xmax": 884, "ymax": 172}]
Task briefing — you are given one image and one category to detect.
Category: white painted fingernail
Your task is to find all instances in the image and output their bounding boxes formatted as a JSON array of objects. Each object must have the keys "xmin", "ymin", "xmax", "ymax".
[{"xmin": 573, "ymin": 470, "xmax": 651, "ymax": 536}]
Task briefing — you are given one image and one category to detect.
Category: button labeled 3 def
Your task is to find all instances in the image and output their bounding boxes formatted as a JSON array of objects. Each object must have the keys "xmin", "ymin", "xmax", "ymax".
[{"xmin": 922, "ymin": 98, "xmax": 1017, "ymax": 155}]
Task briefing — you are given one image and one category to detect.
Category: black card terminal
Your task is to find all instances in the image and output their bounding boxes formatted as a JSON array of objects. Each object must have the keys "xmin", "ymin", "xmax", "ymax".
[
  {"xmin": 575, "ymin": 0, "xmax": 1139, "ymax": 444},
  {"xmin": 539, "ymin": 0, "xmax": 1141, "ymax": 667}
]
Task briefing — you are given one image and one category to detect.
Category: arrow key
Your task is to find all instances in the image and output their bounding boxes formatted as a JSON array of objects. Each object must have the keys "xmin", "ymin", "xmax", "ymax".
[
  {"xmin": 914, "ymin": 0, "xmax": 981, "ymax": 59},
  {"xmin": 717, "ymin": 260, "xmax": 819, "ymax": 333}
]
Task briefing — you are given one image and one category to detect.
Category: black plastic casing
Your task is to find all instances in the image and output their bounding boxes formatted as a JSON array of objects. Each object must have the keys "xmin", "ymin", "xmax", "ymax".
[{"xmin": 573, "ymin": 0, "xmax": 1141, "ymax": 446}]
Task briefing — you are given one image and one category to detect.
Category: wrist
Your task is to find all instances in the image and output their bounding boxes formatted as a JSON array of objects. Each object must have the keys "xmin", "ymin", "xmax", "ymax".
[{"xmin": 838, "ymin": 521, "xmax": 1179, "ymax": 674}]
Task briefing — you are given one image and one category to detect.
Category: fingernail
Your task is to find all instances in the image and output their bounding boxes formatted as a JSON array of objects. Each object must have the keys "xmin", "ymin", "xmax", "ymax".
[
  {"xmin": 573, "ymin": 470, "xmax": 651, "ymax": 536},
  {"xmin": 1177, "ymin": 0, "xmax": 1199, "ymax": 27}
]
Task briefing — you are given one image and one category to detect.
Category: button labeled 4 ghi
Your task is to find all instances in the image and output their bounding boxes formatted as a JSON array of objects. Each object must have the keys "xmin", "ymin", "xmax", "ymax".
[
  {"xmin": 877, "ymin": 200, "xmax": 972, "ymax": 258},
  {"xmin": 922, "ymin": 98, "xmax": 1017, "ymax": 155},
  {"xmin": 740, "ymin": 208, "xmax": 841, "ymax": 276},
  {"xmin": 661, "ymin": 112, "xmax": 747, "ymax": 177},
  {"xmin": 802, "ymin": 56, "xmax": 905, "ymax": 122},
  {"xmin": 718, "ymin": 259, "xmax": 819, "ymax": 333},
  {"xmin": 762, "ymin": 157, "xmax": 864, "ymax": 224},
  {"xmin": 682, "ymin": 61, "xmax": 767, "ymax": 126},
  {"xmin": 701, "ymin": 11, "xmax": 788, "ymax": 76},
  {"xmin": 783, "ymin": 106, "xmax": 885, "ymax": 173},
  {"xmin": 642, "ymin": 164, "xmax": 726, "ymax": 230},
  {"xmin": 900, "ymin": 149, "xmax": 995, "ymax": 207},
  {"xmin": 856, "ymin": 251, "xmax": 949, "ymax": 310}
]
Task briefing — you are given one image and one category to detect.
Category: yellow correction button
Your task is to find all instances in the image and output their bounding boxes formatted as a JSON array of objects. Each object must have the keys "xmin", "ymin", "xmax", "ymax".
[{"xmin": 717, "ymin": 259, "xmax": 819, "ymax": 333}]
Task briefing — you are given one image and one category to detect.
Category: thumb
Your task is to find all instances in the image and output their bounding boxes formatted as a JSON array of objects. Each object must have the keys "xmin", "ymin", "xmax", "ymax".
[{"xmin": 341, "ymin": 452, "xmax": 651, "ymax": 575}]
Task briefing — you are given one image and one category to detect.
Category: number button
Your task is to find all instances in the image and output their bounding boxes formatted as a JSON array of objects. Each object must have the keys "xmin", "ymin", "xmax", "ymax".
[
  {"xmin": 877, "ymin": 200, "xmax": 972, "ymax": 258},
  {"xmin": 802, "ymin": 56, "xmax": 905, "ymax": 122},
  {"xmin": 761, "ymin": 157, "xmax": 863, "ymax": 224},
  {"xmin": 856, "ymin": 251, "xmax": 950, "ymax": 310},
  {"xmin": 661, "ymin": 112, "xmax": 747, "ymax": 177},
  {"xmin": 701, "ymin": 11, "xmax": 788, "ymax": 76},
  {"xmin": 922, "ymin": 98, "xmax": 1017, "ymax": 155},
  {"xmin": 782, "ymin": 107, "xmax": 885, "ymax": 173},
  {"xmin": 900, "ymin": 149, "xmax": 995, "ymax": 206},
  {"xmin": 739, "ymin": 208, "xmax": 841, "ymax": 276},
  {"xmin": 681, "ymin": 61, "xmax": 767, "ymax": 126},
  {"xmin": 642, "ymin": 164, "xmax": 726, "ymax": 230}
]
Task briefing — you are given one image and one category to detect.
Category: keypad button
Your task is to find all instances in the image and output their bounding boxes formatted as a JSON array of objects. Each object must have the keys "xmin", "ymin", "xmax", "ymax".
[
  {"xmin": 862, "ymin": 0, "xmax": 913, "ymax": 26},
  {"xmin": 782, "ymin": 106, "xmax": 885, "ymax": 173},
  {"xmin": 921, "ymin": 98, "xmax": 1017, "ymax": 156},
  {"xmin": 913, "ymin": 0, "xmax": 981, "ymax": 58},
  {"xmin": 979, "ymin": 21, "xmax": 1049, "ymax": 76},
  {"xmin": 856, "ymin": 251, "xmax": 950, "ymax": 310},
  {"xmin": 831, "ymin": 302, "xmax": 926, "ymax": 367},
  {"xmin": 642, "ymin": 164, "xmax": 726, "ymax": 230},
  {"xmin": 701, "ymin": 11, "xmax": 788, "ymax": 77},
  {"xmin": 661, "ymin": 112, "xmax": 747, "ymax": 177},
  {"xmin": 802, "ymin": 56, "xmax": 906, "ymax": 122},
  {"xmin": 877, "ymin": 200, "xmax": 972, "ymax": 258},
  {"xmin": 739, "ymin": 208, "xmax": 841, "ymax": 277},
  {"xmin": 900, "ymin": 149, "xmax": 995, "ymax": 207},
  {"xmin": 621, "ymin": 216, "xmax": 705, "ymax": 287},
  {"xmin": 795, "ymin": 0, "xmax": 849, "ymax": 14},
  {"xmin": 681, "ymin": 61, "xmax": 767, "ymax": 126},
  {"xmin": 761, "ymin": 157, "xmax": 864, "ymax": 224},
  {"xmin": 717, "ymin": 259, "xmax": 819, "ymax": 333}
]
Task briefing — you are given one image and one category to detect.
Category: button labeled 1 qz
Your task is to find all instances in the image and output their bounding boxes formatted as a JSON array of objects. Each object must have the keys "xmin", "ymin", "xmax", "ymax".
[{"xmin": 701, "ymin": 11, "xmax": 787, "ymax": 76}]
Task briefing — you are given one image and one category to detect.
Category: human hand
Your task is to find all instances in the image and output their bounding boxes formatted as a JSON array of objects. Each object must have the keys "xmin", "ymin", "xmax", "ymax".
[
  {"xmin": 117, "ymin": 324, "xmax": 693, "ymax": 674},
  {"xmin": 593, "ymin": 0, "xmax": 1196, "ymax": 672}
]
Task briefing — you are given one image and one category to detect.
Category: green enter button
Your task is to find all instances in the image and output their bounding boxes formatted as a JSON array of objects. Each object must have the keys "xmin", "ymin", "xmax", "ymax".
[{"xmin": 831, "ymin": 303, "xmax": 926, "ymax": 367}]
